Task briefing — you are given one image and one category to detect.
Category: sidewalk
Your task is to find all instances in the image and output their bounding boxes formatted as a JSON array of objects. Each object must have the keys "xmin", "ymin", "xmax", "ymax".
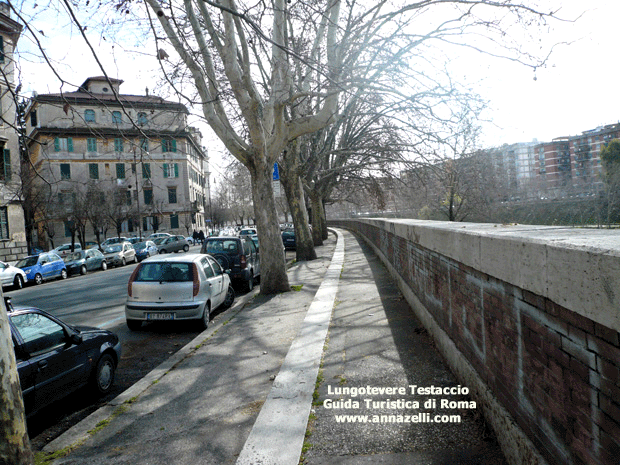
[{"xmin": 43, "ymin": 228, "xmax": 507, "ymax": 464}]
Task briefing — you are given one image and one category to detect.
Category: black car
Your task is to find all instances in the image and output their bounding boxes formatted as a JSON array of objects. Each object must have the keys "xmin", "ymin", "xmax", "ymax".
[
  {"xmin": 282, "ymin": 229, "xmax": 296, "ymax": 250},
  {"xmin": 202, "ymin": 236, "xmax": 260, "ymax": 291},
  {"xmin": 6, "ymin": 298, "xmax": 121, "ymax": 417}
]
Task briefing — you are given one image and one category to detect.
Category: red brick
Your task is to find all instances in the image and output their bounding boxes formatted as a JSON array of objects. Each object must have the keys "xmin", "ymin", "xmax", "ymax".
[
  {"xmin": 599, "ymin": 428, "xmax": 620, "ymax": 461},
  {"xmin": 600, "ymin": 377, "xmax": 620, "ymax": 401},
  {"xmin": 594, "ymin": 323, "xmax": 619, "ymax": 347},
  {"xmin": 588, "ymin": 334, "xmax": 620, "ymax": 364},
  {"xmin": 597, "ymin": 356, "xmax": 620, "ymax": 384},
  {"xmin": 599, "ymin": 410, "xmax": 620, "ymax": 442},
  {"xmin": 568, "ymin": 324, "xmax": 588, "ymax": 344},
  {"xmin": 570, "ymin": 357, "xmax": 591, "ymax": 382},
  {"xmin": 600, "ymin": 394, "xmax": 620, "ymax": 426},
  {"xmin": 522, "ymin": 289, "xmax": 546, "ymax": 309},
  {"xmin": 558, "ymin": 306, "xmax": 595, "ymax": 333}
]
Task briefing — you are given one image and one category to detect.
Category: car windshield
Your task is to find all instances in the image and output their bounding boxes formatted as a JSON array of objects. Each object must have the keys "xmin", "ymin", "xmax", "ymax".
[
  {"xmin": 135, "ymin": 262, "xmax": 193, "ymax": 282},
  {"xmin": 206, "ymin": 240, "xmax": 238, "ymax": 254},
  {"xmin": 104, "ymin": 245, "xmax": 123, "ymax": 253},
  {"xmin": 282, "ymin": 231, "xmax": 295, "ymax": 238},
  {"xmin": 16, "ymin": 256, "xmax": 38, "ymax": 267},
  {"xmin": 64, "ymin": 252, "xmax": 83, "ymax": 262}
]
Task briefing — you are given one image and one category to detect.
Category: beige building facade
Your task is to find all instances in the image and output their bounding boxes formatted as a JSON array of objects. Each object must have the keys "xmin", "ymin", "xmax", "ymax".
[
  {"xmin": 25, "ymin": 76, "xmax": 210, "ymax": 248},
  {"xmin": 0, "ymin": 3, "xmax": 27, "ymax": 261}
]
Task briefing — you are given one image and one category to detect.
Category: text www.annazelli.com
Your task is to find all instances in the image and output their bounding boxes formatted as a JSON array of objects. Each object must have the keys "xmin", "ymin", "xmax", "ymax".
[{"xmin": 334, "ymin": 414, "xmax": 462, "ymax": 424}]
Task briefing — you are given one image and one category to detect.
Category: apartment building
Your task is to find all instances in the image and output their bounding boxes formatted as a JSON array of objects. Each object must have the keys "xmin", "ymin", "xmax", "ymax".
[
  {"xmin": 0, "ymin": 3, "xmax": 27, "ymax": 261},
  {"xmin": 25, "ymin": 76, "xmax": 210, "ymax": 247}
]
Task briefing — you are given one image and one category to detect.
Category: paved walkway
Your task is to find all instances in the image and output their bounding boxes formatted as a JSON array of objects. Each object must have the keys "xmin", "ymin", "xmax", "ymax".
[{"xmin": 43, "ymin": 229, "xmax": 506, "ymax": 464}]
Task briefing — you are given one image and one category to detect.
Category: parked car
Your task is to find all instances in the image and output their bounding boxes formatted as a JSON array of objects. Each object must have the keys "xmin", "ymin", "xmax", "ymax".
[
  {"xmin": 201, "ymin": 236, "xmax": 260, "ymax": 291},
  {"xmin": 239, "ymin": 228, "xmax": 257, "ymax": 237},
  {"xmin": 16, "ymin": 253, "xmax": 68, "ymax": 285},
  {"xmin": 102, "ymin": 242, "xmax": 137, "ymax": 267},
  {"xmin": 132, "ymin": 240, "xmax": 158, "ymax": 261},
  {"xmin": 63, "ymin": 249, "xmax": 108, "ymax": 276},
  {"xmin": 186, "ymin": 236, "xmax": 195, "ymax": 245},
  {"xmin": 282, "ymin": 229, "xmax": 296, "ymax": 250},
  {"xmin": 52, "ymin": 243, "xmax": 83, "ymax": 257},
  {"xmin": 126, "ymin": 237, "xmax": 142, "ymax": 245},
  {"xmin": 6, "ymin": 298, "xmax": 121, "ymax": 417},
  {"xmin": 156, "ymin": 235, "xmax": 190, "ymax": 254},
  {"xmin": 0, "ymin": 260, "xmax": 27, "ymax": 290},
  {"xmin": 125, "ymin": 253, "xmax": 235, "ymax": 330},
  {"xmin": 84, "ymin": 241, "xmax": 99, "ymax": 249},
  {"xmin": 101, "ymin": 237, "xmax": 128, "ymax": 248},
  {"xmin": 146, "ymin": 232, "xmax": 172, "ymax": 241}
]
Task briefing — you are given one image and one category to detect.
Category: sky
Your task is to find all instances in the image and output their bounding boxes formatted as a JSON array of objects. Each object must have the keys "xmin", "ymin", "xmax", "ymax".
[{"xmin": 13, "ymin": 0, "xmax": 620, "ymax": 174}]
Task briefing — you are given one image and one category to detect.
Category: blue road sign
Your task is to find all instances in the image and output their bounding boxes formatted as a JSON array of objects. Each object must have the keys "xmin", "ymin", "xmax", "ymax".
[{"xmin": 273, "ymin": 163, "xmax": 280, "ymax": 181}]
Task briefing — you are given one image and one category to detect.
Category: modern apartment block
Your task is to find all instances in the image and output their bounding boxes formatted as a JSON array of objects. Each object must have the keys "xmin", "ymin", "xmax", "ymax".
[
  {"xmin": 0, "ymin": 2, "xmax": 27, "ymax": 261},
  {"xmin": 534, "ymin": 124, "xmax": 614, "ymax": 199},
  {"xmin": 25, "ymin": 76, "xmax": 211, "ymax": 247}
]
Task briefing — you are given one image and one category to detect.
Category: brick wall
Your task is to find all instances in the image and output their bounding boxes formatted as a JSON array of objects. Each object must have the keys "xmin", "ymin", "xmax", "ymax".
[{"xmin": 332, "ymin": 219, "xmax": 620, "ymax": 465}]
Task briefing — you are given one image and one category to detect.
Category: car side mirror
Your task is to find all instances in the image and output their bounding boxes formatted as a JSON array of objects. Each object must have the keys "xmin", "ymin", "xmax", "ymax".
[{"xmin": 69, "ymin": 331, "xmax": 83, "ymax": 345}]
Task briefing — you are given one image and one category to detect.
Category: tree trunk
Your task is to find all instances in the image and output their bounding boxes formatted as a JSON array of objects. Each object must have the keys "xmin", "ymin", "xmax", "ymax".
[
  {"xmin": 280, "ymin": 164, "xmax": 316, "ymax": 261},
  {"xmin": 309, "ymin": 191, "xmax": 323, "ymax": 247},
  {"xmin": 0, "ymin": 292, "xmax": 35, "ymax": 465},
  {"xmin": 319, "ymin": 198, "xmax": 328, "ymax": 241},
  {"xmin": 249, "ymin": 161, "xmax": 290, "ymax": 294}
]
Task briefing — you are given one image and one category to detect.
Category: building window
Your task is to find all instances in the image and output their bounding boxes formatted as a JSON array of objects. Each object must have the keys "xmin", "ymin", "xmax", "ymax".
[
  {"xmin": 138, "ymin": 112, "xmax": 148, "ymax": 125},
  {"xmin": 0, "ymin": 206, "xmax": 8, "ymax": 239},
  {"xmin": 112, "ymin": 111, "xmax": 122, "ymax": 124},
  {"xmin": 89, "ymin": 163, "xmax": 99, "ymax": 180},
  {"xmin": 116, "ymin": 163, "xmax": 126, "ymax": 179},
  {"xmin": 163, "ymin": 163, "xmax": 179, "ymax": 178},
  {"xmin": 54, "ymin": 137, "xmax": 74, "ymax": 152},
  {"xmin": 0, "ymin": 149, "xmax": 10, "ymax": 181},
  {"xmin": 30, "ymin": 111, "xmax": 37, "ymax": 127},
  {"xmin": 125, "ymin": 189, "xmax": 131, "ymax": 206},
  {"xmin": 142, "ymin": 163, "xmax": 151, "ymax": 179},
  {"xmin": 87, "ymin": 138, "xmax": 97, "ymax": 152},
  {"xmin": 0, "ymin": 36, "xmax": 4, "ymax": 63},
  {"xmin": 170, "ymin": 214, "xmax": 179, "ymax": 229},
  {"xmin": 168, "ymin": 187, "xmax": 177, "ymax": 204},
  {"xmin": 114, "ymin": 138, "xmax": 123, "ymax": 152},
  {"xmin": 162, "ymin": 138, "xmax": 177, "ymax": 153},
  {"xmin": 60, "ymin": 163, "xmax": 71, "ymax": 180},
  {"xmin": 143, "ymin": 188, "xmax": 153, "ymax": 205},
  {"xmin": 140, "ymin": 138, "xmax": 149, "ymax": 151},
  {"xmin": 58, "ymin": 191, "xmax": 75, "ymax": 206},
  {"xmin": 85, "ymin": 109, "xmax": 96, "ymax": 123}
]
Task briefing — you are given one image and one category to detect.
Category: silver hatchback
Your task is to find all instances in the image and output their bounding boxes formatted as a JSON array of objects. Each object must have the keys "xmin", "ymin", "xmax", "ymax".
[{"xmin": 125, "ymin": 254, "xmax": 235, "ymax": 331}]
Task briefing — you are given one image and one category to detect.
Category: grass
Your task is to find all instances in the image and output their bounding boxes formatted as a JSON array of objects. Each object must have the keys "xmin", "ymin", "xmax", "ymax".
[{"xmin": 291, "ymin": 284, "xmax": 303, "ymax": 291}]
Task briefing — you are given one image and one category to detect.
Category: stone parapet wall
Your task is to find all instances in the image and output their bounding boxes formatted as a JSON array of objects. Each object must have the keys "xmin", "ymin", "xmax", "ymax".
[{"xmin": 330, "ymin": 219, "xmax": 620, "ymax": 465}]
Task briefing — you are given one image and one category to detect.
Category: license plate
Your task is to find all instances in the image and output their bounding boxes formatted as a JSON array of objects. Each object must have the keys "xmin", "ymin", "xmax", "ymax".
[{"xmin": 146, "ymin": 313, "xmax": 174, "ymax": 320}]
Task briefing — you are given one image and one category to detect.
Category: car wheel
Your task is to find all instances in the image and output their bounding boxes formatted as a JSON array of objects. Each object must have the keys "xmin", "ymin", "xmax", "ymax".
[
  {"xmin": 145, "ymin": 252, "xmax": 150, "ymax": 259},
  {"xmin": 92, "ymin": 354, "xmax": 115, "ymax": 395},
  {"xmin": 183, "ymin": 244, "xmax": 189, "ymax": 252},
  {"xmin": 101, "ymin": 261, "xmax": 108, "ymax": 271},
  {"xmin": 13, "ymin": 275, "xmax": 24, "ymax": 290},
  {"xmin": 80, "ymin": 265, "xmax": 87, "ymax": 275},
  {"xmin": 60, "ymin": 269, "xmax": 68, "ymax": 279},
  {"xmin": 222, "ymin": 285, "xmax": 235, "ymax": 309},
  {"xmin": 160, "ymin": 249, "xmax": 167, "ymax": 254},
  {"xmin": 121, "ymin": 257, "xmax": 126, "ymax": 266},
  {"xmin": 198, "ymin": 304, "xmax": 210, "ymax": 330},
  {"xmin": 127, "ymin": 319, "xmax": 141, "ymax": 331},
  {"xmin": 34, "ymin": 273, "xmax": 43, "ymax": 285},
  {"xmin": 245, "ymin": 273, "xmax": 254, "ymax": 292}
]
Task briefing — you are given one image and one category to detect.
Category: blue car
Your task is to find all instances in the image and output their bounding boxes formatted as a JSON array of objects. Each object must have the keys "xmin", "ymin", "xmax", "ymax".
[
  {"xmin": 132, "ymin": 240, "xmax": 158, "ymax": 261},
  {"xmin": 16, "ymin": 252, "xmax": 68, "ymax": 285}
]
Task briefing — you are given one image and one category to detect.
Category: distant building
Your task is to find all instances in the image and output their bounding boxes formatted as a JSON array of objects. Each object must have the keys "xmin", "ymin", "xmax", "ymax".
[
  {"xmin": 0, "ymin": 3, "xmax": 27, "ymax": 261},
  {"xmin": 25, "ymin": 76, "xmax": 210, "ymax": 247}
]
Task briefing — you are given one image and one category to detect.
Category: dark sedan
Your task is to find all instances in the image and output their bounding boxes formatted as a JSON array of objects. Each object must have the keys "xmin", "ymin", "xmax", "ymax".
[
  {"xmin": 282, "ymin": 229, "xmax": 296, "ymax": 250},
  {"xmin": 7, "ymin": 298, "xmax": 121, "ymax": 417}
]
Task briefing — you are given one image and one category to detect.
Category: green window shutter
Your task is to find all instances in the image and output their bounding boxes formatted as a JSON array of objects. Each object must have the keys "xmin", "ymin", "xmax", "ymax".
[
  {"xmin": 163, "ymin": 163, "xmax": 169, "ymax": 178},
  {"xmin": 174, "ymin": 163, "xmax": 179, "ymax": 177},
  {"xmin": 54, "ymin": 137, "xmax": 60, "ymax": 152},
  {"xmin": 3, "ymin": 149, "xmax": 10, "ymax": 181},
  {"xmin": 89, "ymin": 163, "xmax": 99, "ymax": 179},
  {"xmin": 0, "ymin": 36, "xmax": 4, "ymax": 63},
  {"xmin": 144, "ymin": 189, "xmax": 153, "ymax": 205},
  {"xmin": 171, "ymin": 139, "xmax": 177, "ymax": 153},
  {"xmin": 116, "ymin": 163, "xmax": 125, "ymax": 179},
  {"xmin": 143, "ymin": 163, "xmax": 151, "ymax": 179},
  {"xmin": 67, "ymin": 138, "xmax": 74, "ymax": 152},
  {"xmin": 170, "ymin": 214, "xmax": 179, "ymax": 229},
  {"xmin": 60, "ymin": 164, "xmax": 71, "ymax": 180},
  {"xmin": 87, "ymin": 138, "xmax": 97, "ymax": 152}
]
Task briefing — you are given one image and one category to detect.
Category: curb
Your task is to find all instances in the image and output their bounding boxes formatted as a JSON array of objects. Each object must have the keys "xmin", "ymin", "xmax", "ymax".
[
  {"xmin": 236, "ymin": 229, "xmax": 344, "ymax": 465},
  {"xmin": 42, "ymin": 287, "xmax": 260, "ymax": 455}
]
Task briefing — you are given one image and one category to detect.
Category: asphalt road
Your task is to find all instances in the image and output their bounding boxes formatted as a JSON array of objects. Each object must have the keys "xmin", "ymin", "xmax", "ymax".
[{"xmin": 3, "ymin": 245, "xmax": 218, "ymax": 451}]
